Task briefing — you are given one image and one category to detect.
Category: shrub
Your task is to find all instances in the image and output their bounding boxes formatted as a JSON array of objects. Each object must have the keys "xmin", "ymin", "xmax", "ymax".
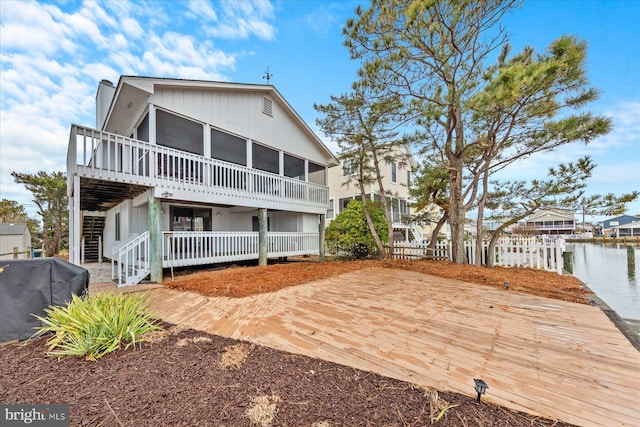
[
  {"xmin": 33, "ymin": 292, "xmax": 160, "ymax": 360},
  {"xmin": 326, "ymin": 199, "xmax": 388, "ymax": 259}
]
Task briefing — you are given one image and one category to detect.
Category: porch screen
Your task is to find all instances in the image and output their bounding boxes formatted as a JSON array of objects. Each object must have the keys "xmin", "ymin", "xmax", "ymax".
[
  {"xmin": 308, "ymin": 161, "xmax": 326, "ymax": 185},
  {"xmin": 156, "ymin": 110, "xmax": 203, "ymax": 155},
  {"xmin": 211, "ymin": 129, "xmax": 246, "ymax": 166},
  {"xmin": 252, "ymin": 143, "xmax": 279, "ymax": 174},
  {"xmin": 284, "ymin": 153, "xmax": 305, "ymax": 180}
]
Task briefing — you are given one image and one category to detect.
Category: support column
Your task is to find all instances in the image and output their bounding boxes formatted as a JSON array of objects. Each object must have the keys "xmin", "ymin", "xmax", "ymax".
[
  {"xmin": 149, "ymin": 196, "xmax": 163, "ymax": 283},
  {"xmin": 72, "ymin": 175, "xmax": 81, "ymax": 265},
  {"xmin": 258, "ymin": 208, "xmax": 268, "ymax": 266},
  {"xmin": 319, "ymin": 214, "xmax": 326, "ymax": 262}
]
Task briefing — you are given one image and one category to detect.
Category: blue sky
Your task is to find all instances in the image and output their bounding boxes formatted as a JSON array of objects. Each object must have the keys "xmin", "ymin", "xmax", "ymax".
[{"xmin": 1, "ymin": 0, "xmax": 639, "ymax": 222}]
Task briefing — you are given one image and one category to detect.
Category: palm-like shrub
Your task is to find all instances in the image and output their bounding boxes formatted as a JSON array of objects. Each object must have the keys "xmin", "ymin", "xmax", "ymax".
[{"xmin": 33, "ymin": 292, "xmax": 160, "ymax": 360}]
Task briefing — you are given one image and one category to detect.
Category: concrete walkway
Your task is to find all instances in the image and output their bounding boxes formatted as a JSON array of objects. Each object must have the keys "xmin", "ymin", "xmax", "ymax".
[{"xmin": 92, "ymin": 266, "xmax": 640, "ymax": 426}]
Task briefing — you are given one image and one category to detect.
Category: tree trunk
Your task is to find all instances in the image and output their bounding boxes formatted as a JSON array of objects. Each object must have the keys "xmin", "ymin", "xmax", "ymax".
[
  {"xmin": 448, "ymin": 160, "xmax": 466, "ymax": 264},
  {"xmin": 428, "ymin": 213, "xmax": 448, "ymax": 250},
  {"xmin": 474, "ymin": 168, "xmax": 490, "ymax": 265}
]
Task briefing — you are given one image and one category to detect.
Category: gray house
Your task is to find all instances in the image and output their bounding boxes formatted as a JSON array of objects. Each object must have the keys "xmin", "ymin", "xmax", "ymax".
[{"xmin": 0, "ymin": 223, "xmax": 31, "ymax": 260}]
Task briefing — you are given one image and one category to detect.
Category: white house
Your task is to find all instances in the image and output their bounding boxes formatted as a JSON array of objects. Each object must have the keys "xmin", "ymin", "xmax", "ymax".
[
  {"xmin": 326, "ymin": 144, "xmax": 425, "ymax": 241},
  {"xmin": 0, "ymin": 223, "xmax": 32, "ymax": 260},
  {"xmin": 67, "ymin": 76, "xmax": 338, "ymax": 286},
  {"xmin": 516, "ymin": 209, "xmax": 576, "ymax": 235}
]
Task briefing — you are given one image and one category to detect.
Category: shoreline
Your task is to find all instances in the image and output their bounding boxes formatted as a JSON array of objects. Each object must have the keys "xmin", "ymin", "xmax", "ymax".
[{"xmin": 577, "ymin": 277, "xmax": 640, "ymax": 352}]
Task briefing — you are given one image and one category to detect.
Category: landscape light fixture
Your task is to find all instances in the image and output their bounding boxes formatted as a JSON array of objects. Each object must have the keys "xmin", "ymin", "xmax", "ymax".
[
  {"xmin": 474, "ymin": 378, "xmax": 488, "ymax": 402},
  {"xmin": 504, "ymin": 281, "xmax": 510, "ymax": 290}
]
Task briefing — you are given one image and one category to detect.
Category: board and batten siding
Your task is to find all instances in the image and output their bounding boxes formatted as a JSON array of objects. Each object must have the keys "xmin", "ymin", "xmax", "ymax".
[{"xmin": 150, "ymin": 88, "xmax": 329, "ymax": 166}]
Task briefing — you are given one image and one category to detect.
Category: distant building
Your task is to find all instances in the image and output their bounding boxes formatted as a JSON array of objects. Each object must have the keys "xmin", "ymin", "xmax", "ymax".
[
  {"xmin": 515, "ymin": 209, "xmax": 576, "ymax": 235},
  {"xmin": 602, "ymin": 215, "xmax": 640, "ymax": 238},
  {"xmin": 327, "ymin": 144, "xmax": 426, "ymax": 241},
  {"xmin": 0, "ymin": 223, "xmax": 32, "ymax": 260}
]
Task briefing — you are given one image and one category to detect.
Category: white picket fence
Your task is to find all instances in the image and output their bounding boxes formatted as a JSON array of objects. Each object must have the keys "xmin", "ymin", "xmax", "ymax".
[{"xmin": 393, "ymin": 236, "xmax": 565, "ymax": 274}]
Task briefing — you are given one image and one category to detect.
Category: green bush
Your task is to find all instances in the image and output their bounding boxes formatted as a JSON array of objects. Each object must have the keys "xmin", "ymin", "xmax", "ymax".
[
  {"xmin": 326, "ymin": 199, "xmax": 388, "ymax": 259},
  {"xmin": 33, "ymin": 292, "xmax": 160, "ymax": 360}
]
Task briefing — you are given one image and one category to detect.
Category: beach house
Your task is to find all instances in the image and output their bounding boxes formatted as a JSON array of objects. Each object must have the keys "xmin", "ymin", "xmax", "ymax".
[{"xmin": 67, "ymin": 76, "xmax": 338, "ymax": 286}]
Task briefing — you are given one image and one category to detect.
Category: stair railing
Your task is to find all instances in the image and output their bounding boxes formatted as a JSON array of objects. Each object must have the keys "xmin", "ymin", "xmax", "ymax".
[{"xmin": 111, "ymin": 232, "xmax": 150, "ymax": 286}]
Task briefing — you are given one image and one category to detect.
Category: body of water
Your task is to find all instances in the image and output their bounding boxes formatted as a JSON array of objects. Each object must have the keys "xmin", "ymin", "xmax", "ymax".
[{"xmin": 567, "ymin": 242, "xmax": 640, "ymax": 320}]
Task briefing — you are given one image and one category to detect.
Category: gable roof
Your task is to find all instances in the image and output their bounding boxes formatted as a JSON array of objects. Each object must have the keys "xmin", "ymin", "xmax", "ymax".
[
  {"xmin": 526, "ymin": 209, "xmax": 575, "ymax": 222},
  {"xmin": 0, "ymin": 223, "xmax": 29, "ymax": 235},
  {"xmin": 102, "ymin": 75, "xmax": 338, "ymax": 166}
]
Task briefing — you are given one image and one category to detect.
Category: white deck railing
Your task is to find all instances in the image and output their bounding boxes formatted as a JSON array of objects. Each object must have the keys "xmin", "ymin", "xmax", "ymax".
[
  {"xmin": 393, "ymin": 237, "xmax": 565, "ymax": 274},
  {"xmin": 67, "ymin": 124, "xmax": 329, "ymax": 210},
  {"xmin": 162, "ymin": 231, "xmax": 320, "ymax": 268},
  {"xmin": 268, "ymin": 232, "xmax": 320, "ymax": 257}
]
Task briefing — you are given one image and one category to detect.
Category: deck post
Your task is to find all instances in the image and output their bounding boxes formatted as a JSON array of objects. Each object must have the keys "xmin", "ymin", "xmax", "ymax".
[
  {"xmin": 258, "ymin": 208, "xmax": 268, "ymax": 266},
  {"xmin": 149, "ymin": 196, "xmax": 163, "ymax": 283},
  {"xmin": 319, "ymin": 214, "xmax": 325, "ymax": 262}
]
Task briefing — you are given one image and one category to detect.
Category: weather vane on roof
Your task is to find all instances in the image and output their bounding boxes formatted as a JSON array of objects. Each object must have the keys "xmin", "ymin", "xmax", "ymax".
[{"xmin": 263, "ymin": 66, "xmax": 273, "ymax": 84}]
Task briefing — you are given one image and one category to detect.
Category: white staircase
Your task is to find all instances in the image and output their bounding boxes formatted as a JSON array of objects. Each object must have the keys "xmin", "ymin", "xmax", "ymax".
[{"xmin": 111, "ymin": 232, "xmax": 150, "ymax": 287}]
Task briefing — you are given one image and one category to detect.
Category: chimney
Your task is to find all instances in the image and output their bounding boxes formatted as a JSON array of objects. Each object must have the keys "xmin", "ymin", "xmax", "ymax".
[{"xmin": 95, "ymin": 79, "xmax": 116, "ymax": 130}]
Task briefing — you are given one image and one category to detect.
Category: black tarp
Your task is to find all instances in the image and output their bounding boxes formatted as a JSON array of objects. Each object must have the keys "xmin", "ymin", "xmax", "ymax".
[{"xmin": 0, "ymin": 258, "xmax": 89, "ymax": 342}]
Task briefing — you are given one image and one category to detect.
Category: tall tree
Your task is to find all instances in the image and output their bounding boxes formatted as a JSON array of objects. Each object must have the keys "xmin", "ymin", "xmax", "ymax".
[
  {"xmin": 466, "ymin": 36, "xmax": 611, "ymax": 263},
  {"xmin": 345, "ymin": 0, "xmax": 518, "ymax": 263},
  {"xmin": 11, "ymin": 171, "xmax": 68, "ymax": 257},
  {"xmin": 315, "ymin": 81, "xmax": 413, "ymax": 258}
]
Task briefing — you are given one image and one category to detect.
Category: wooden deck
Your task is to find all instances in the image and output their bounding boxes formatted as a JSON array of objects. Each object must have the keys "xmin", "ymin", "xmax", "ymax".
[{"xmin": 141, "ymin": 268, "xmax": 640, "ymax": 427}]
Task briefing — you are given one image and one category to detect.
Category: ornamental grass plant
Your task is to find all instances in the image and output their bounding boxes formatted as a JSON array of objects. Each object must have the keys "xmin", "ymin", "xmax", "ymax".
[{"xmin": 33, "ymin": 292, "xmax": 160, "ymax": 360}]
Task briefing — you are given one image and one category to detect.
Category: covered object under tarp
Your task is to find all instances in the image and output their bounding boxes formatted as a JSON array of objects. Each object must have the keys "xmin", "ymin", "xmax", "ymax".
[{"xmin": 0, "ymin": 258, "xmax": 89, "ymax": 342}]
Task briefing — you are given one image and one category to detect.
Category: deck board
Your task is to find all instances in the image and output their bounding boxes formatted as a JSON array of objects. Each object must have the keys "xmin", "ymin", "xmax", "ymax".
[{"xmin": 140, "ymin": 267, "xmax": 640, "ymax": 427}]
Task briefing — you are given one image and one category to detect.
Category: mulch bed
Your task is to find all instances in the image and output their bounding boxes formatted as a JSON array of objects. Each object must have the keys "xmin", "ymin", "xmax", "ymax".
[
  {"xmin": 166, "ymin": 258, "xmax": 591, "ymax": 304},
  {"xmin": 1, "ymin": 325, "xmax": 575, "ymax": 426}
]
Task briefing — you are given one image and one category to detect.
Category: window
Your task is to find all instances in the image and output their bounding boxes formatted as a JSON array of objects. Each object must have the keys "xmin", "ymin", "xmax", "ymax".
[
  {"xmin": 284, "ymin": 153, "xmax": 305, "ymax": 180},
  {"xmin": 308, "ymin": 162, "xmax": 326, "ymax": 185},
  {"xmin": 211, "ymin": 128, "xmax": 246, "ymax": 165},
  {"xmin": 170, "ymin": 207, "xmax": 211, "ymax": 231},
  {"xmin": 156, "ymin": 109, "xmax": 203, "ymax": 155},
  {"xmin": 610, "ymin": 221, "xmax": 619, "ymax": 226},
  {"xmin": 339, "ymin": 197, "xmax": 352, "ymax": 213},
  {"xmin": 115, "ymin": 212, "xmax": 121, "ymax": 241},
  {"xmin": 406, "ymin": 170, "xmax": 411, "ymax": 187},
  {"xmin": 342, "ymin": 159, "xmax": 355, "ymax": 176},
  {"xmin": 391, "ymin": 162, "xmax": 397, "ymax": 183},
  {"xmin": 327, "ymin": 199, "xmax": 335, "ymax": 219},
  {"xmin": 252, "ymin": 142, "xmax": 279, "ymax": 174}
]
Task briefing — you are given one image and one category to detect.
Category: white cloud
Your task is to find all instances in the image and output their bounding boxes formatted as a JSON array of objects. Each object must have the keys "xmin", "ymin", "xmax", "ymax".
[
  {"xmin": 0, "ymin": 0, "xmax": 283, "ymax": 216},
  {"xmin": 203, "ymin": 0, "xmax": 276, "ymax": 40}
]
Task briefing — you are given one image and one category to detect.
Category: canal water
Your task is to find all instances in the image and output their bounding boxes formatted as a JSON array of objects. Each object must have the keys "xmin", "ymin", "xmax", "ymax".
[{"xmin": 567, "ymin": 243, "xmax": 640, "ymax": 320}]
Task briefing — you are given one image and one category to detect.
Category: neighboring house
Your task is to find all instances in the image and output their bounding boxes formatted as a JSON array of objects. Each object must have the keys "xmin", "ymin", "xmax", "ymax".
[
  {"xmin": 602, "ymin": 215, "xmax": 640, "ymax": 237},
  {"xmin": 516, "ymin": 209, "xmax": 576, "ymax": 235},
  {"xmin": 326, "ymin": 144, "xmax": 422, "ymax": 241},
  {"xmin": 67, "ymin": 76, "xmax": 338, "ymax": 286},
  {"xmin": 0, "ymin": 223, "xmax": 31, "ymax": 260}
]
